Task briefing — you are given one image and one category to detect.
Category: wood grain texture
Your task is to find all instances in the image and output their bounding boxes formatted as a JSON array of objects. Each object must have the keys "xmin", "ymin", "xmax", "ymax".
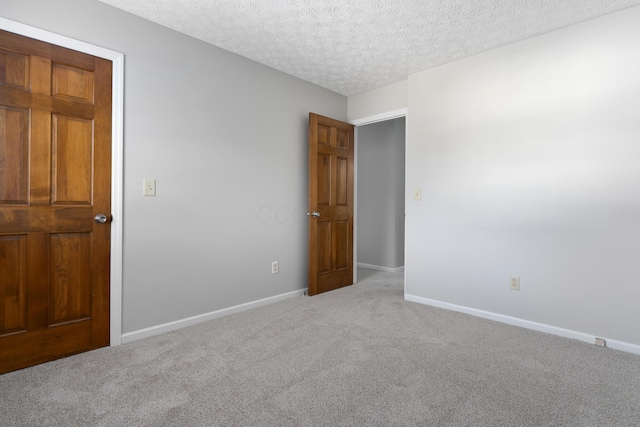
[
  {"xmin": 52, "ymin": 115, "xmax": 93, "ymax": 205},
  {"xmin": 0, "ymin": 48, "xmax": 29, "ymax": 90},
  {"xmin": 0, "ymin": 235, "xmax": 27, "ymax": 335},
  {"xmin": 52, "ymin": 64, "xmax": 94, "ymax": 103},
  {"xmin": 50, "ymin": 233, "xmax": 92, "ymax": 325},
  {"xmin": 0, "ymin": 105, "xmax": 29, "ymax": 204},
  {"xmin": 308, "ymin": 113, "xmax": 354, "ymax": 296},
  {"xmin": 0, "ymin": 29, "xmax": 111, "ymax": 374}
]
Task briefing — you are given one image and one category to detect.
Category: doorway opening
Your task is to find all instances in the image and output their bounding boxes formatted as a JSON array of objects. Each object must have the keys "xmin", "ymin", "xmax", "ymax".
[{"xmin": 353, "ymin": 111, "xmax": 407, "ymax": 284}]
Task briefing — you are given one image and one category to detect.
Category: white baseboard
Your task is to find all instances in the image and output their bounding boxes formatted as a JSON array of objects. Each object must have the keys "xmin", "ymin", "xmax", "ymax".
[
  {"xmin": 404, "ymin": 294, "xmax": 640, "ymax": 356},
  {"xmin": 357, "ymin": 263, "xmax": 405, "ymax": 273},
  {"xmin": 121, "ymin": 289, "xmax": 306, "ymax": 344},
  {"xmin": 603, "ymin": 339, "xmax": 640, "ymax": 355}
]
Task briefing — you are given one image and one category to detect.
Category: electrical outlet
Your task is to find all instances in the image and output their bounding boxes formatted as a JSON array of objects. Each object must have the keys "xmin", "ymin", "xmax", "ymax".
[
  {"xmin": 510, "ymin": 276, "xmax": 520, "ymax": 291},
  {"xmin": 271, "ymin": 261, "xmax": 279, "ymax": 274}
]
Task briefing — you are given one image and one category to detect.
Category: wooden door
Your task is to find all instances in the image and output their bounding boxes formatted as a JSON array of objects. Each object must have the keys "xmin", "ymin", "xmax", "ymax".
[
  {"xmin": 308, "ymin": 113, "xmax": 354, "ymax": 296},
  {"xmin": 0, "ymin": 30, "xmax": 112, "ymax": 374}
]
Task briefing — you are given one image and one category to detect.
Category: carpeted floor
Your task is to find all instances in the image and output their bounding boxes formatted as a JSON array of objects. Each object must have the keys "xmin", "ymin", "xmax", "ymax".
[{"xmin": 1, "ymin": 268, "xmax": 639, "ymax": 426}]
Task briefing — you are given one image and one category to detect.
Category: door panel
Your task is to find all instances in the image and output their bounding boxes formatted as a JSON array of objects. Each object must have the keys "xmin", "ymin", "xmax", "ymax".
[
  {"xmin": 318, "ymin": 154, "xmax": 331, "ymax": 205},
  {"xmin": 52, "ymin": 115, "xmax": 94, "ymax": 204},
  {"xmin": 50, "ymin": 233, "xmax": 92, "ymax": 325},
  {"xmin": 317, "ymin": 222, "xmax": 332, "ymax": 274},
  {"xmin": 0, "ymin": 106, "xmax": 29, "ymax": 204},
  {"xmin": 336, "ymin": 157, "xmax": 348, "ymax": 205},
  {"xmin": 308, "ymin": 113, "xmax": 354, "ymax": 296},
  {"xmin": 0, "ymin": 49, "xmax": 29, "ymax": 89},
  {"xmin": 336, "ymin": 128, "xmax": 349, "ymax": 149},
  {"xmin": 0, "ymin": 235, "xmax": 27, "ymax": 335},
  {"xmin": 335, "ymin": 221, "xmax": 350, "ymax": 270},
  {"xmin": 0, "ymin": 29, "xmax": 111, "ymax": 374},
  {"xmin": 52, "ymin": 63, "xmax": 94, "ymax": 102}
]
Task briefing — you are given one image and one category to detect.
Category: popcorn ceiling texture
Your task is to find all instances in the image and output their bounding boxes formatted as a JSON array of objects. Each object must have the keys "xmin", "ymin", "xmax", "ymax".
[{"xmin": 98, "ymin": 0, "xmax": 640, "ymax": 96}]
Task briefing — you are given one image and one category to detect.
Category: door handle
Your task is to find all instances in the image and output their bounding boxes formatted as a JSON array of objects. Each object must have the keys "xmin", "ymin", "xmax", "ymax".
[
  {"xmin": 94, "ymin": 214, "xmax": 109, "ymax": 224},
  {"xmin": 307, "ymin": 211, "xmax": 320, "ymax": 218}
]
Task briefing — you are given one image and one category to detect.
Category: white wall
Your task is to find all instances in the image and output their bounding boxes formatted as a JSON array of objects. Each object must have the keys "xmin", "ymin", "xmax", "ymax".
[
  {"xmin": 348, "ymin": 80, "xmax": 407, "ymax": 123},
  {"xmin": 1, "ymin": 0, "xmax": 347, "ymax": 335},
  {"xmin": 405, "ymin": 8, "xmax": 640, "ymax": 349},
  {"xmin": 347, "ymin": 6, "xmax": 640, "ymax": 351},
  {"xmin": 357, "ymin": 118, "xmax": 405, "ymax": 269}
]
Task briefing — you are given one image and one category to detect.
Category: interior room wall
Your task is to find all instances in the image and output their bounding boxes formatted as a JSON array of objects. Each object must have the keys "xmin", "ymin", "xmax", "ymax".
[
  {"xmin": 348, "ymin": 80, "xmax": 407, "ymax": 122},
  {"xmin": 347, "ymin": 6, "xmax": 640, "ymax": 351},
  {"xmin": 357, "ymin": 118, "xmax": 405, "ymax": 270},
  {"xmin": 1, "ymin": 0, "xmax": 347, "ymax": 336},
  {"xmin": 405, "ymin": 7, "xmax": 640, "ymax": 349}
]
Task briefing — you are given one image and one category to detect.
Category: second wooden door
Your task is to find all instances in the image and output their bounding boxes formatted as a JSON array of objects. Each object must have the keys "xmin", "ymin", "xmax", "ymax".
[{"xmin": 308, "ymin": 113, "xmax": 354, "ymax": 296}]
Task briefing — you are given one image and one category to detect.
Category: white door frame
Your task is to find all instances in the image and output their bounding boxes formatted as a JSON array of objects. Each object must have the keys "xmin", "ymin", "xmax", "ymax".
[
  {"xmin": 349, "ymin": 108, "xmax": 407, "ymax": 284},
  {"xmin": 0, "ymin": 17, "xmax": 125, "ymax": 346}
]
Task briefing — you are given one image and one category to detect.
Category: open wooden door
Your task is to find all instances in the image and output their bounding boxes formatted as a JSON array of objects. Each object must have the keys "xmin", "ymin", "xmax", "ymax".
[
  {"xmin": 0, "ymin": 30, "xmax": 112, "ymax": 374},
  {"xmin": 308, "ymin": 113, "xmax": 354, "ymax": 296}
]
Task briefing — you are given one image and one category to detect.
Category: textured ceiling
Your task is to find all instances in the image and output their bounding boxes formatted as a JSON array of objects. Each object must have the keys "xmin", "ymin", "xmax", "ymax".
[{"xmin": 98, "ymin": 0, "xmax": 640, "ymax": 96}]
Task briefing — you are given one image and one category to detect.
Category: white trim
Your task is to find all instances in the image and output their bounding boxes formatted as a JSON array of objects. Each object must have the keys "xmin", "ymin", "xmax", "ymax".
[
  {"xmin": 604, "ymin": 339, "xmax": 640, "ymax": 355},
  {"xmin": 122, "ymin": 289, "xmax": 307, "ymax": 344},
  {"xmin": 358, "ymin": 263, "xmax": 404, "ymax": 273},
  {"xmin": 353, "ymin": 126, "xmax": 358, "ymax": 284},
  {"xmin": 349, "ymin": 108, "xmax": 407, "ymax": 126},
  {"xmin": 109, "ymin": 57, "xmax": 124, "ymax": 347},
  {"xmin": 405, "ymin": 294, "xmax": 640, "ymax": 356},
  {"xmin": 0, "ymin": 18, "xmax": 125, "ymax": 346}
]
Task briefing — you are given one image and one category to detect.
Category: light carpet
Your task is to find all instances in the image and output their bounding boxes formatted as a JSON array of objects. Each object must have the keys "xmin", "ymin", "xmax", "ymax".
[{"xmin": 1, "ymin": 268, "xmax": 639, "ymax": 426}]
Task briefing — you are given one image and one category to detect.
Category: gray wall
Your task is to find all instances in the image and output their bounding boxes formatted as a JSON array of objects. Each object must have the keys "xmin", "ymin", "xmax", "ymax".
[
  {"xmin": 405, "ymin": 7, "xmax": 640, "ymax": 347},
  {"xmin": 357, "ymin": 118, "xmax": 405, "ymax": 269},
  {"xmin": 1, "ymin": 0, "xmax": 347, "ymax": 334}
]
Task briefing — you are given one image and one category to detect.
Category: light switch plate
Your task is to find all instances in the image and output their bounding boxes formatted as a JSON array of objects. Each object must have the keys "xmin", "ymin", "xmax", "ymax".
[{"xmin": 143, "ymin": 179, "xmax": 156, "ymax": 196}]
